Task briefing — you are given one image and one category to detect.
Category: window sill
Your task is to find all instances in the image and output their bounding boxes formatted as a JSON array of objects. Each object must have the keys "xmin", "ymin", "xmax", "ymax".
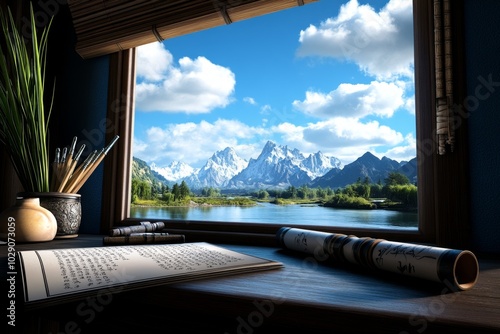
[{"xmin": 5, "ymin": 235, "xmax": 499, "ymax": 333}]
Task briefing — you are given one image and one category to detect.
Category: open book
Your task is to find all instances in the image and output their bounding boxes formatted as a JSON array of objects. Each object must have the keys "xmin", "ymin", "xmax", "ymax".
[{"xmin": 18, "ymin": 242, "xmax": 282, "ymax": 309}]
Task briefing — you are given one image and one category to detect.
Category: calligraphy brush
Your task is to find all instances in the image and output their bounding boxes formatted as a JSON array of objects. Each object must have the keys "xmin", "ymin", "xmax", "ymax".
[{"xmin": 68, "ymin": 135, "xmax": 119, "ymax": 193}]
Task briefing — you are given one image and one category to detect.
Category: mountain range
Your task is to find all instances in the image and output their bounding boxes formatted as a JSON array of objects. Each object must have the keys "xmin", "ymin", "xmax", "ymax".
[{"xmin": 133, "ymin": 140, "xmax": 417, "ymax": 191}]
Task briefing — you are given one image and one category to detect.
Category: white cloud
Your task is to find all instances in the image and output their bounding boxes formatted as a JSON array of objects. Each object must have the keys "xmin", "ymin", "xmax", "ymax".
[
  {"xmin": 136, "ymin": 42, "xmax": 173, "ymax": 82},
  {"xmin": 292, "ymin": 81, "xmax": 405, "ymax": 119},
  {"xmin": 133, "ymin": 119, "xmax": 268, "ymax": 167},
  {"xmin": 272, "ymin": 122, "xmax": 305, "ymax": 144},
  {"xmin": 380, "ymin": 133, "xmax": 416, "ymax": 161},
  {"xmin": 297, "ymin": 0, "xmax": 414, "ymax": 80},
  {"xmin": 271, "ymin": 117, "xmax": 405, "ymax": 164},
  {"xmin": 303, "ymin": 117, "xmax": 403, "ymax": 147},
  {"xmin": 244, "ymin": 97, "xmax": 257, "ymax": 105},
  {"xmin": 405, "ymin": 94, "xmax": 415, "ymax": 115},
  {"xmin": 260, "ymin": 104, "xmax": 272, "ymax": 114},
  {"xmin": 135, "ymin": 43, "xmax": 236, "ymax": 113},
  {"xmin": 132, "ymin": 137, "xmax": 148, "ymax": 157}
]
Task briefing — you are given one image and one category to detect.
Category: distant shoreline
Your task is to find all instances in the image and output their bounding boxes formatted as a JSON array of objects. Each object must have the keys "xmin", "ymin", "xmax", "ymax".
[{"xmin": 131, "ymin": 200, "xmax": 417, "ymax": 213}]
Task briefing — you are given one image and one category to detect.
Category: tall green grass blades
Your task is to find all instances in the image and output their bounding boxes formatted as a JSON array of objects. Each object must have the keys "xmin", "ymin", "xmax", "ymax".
[{"xmin": 0, "ymin": 3, "xmax": 54, "ymax": 192}]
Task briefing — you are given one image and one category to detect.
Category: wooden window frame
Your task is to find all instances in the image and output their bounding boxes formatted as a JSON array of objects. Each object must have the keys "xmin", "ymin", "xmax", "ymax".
[
  {"xmin": 101, "ymin": 0, "xmax": 470, "ymax": 248},
  {"xmin": 68, "ymin": 0, "xmax": 318, "ymax": 59}
]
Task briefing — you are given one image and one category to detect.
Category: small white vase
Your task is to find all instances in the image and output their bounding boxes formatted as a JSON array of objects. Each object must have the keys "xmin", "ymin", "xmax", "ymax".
[
  {"xmin": 0, "ymin": 197, "xmax": 57, "ymax": 242},
  {"xmin": 18, "ymin": 192, "xmax": 82, "ymax": 238}
]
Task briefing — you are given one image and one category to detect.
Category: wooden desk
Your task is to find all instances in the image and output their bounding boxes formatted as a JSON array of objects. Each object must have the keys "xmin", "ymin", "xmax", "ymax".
[{"xmin": 1, "ymin": 235, "xmax": 499, "ymax": 333}]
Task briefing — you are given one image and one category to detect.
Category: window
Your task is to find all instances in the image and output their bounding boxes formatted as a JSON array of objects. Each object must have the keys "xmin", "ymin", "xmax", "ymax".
[
  {"xmin": 132, "ymin": 0, "xmax": 417, "ymax": 226},
  {"xmin": 101, "ymin": 0, "xmax": 470, "ymax": 248}
]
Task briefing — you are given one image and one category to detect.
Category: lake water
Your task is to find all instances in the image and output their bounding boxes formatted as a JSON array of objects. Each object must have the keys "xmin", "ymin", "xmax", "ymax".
[{"xmin": 130, "ymin": 202, "xmax": 418, "ymax": 230}]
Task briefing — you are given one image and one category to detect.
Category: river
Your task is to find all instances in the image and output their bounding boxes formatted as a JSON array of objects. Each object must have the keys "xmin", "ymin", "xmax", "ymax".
[{"xmin": 130, "ymin": 202, "xmax": 418, "ymax": 230}]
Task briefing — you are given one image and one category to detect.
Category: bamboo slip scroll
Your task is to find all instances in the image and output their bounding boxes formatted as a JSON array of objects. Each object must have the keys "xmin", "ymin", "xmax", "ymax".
[{"xmin": 277, "ymin": 227, "xmax": 479, "ymax": 291}]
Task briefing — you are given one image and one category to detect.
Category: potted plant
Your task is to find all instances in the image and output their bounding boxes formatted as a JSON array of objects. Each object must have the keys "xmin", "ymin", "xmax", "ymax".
[
  {"xmin": 0, "ymin": 3, "xmax": 81, "ymax": 241},
  {"xmin": 0, "ymin": 2, "xmax": 52, "ymax": 192}
]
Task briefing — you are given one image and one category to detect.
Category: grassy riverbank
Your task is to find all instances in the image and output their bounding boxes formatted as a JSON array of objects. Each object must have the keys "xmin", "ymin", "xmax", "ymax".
[
  {"xmin": 132, "ymin": 195, "xmax": 415, "ymax": 212},
  {"xmin": 132, "ymin": 196, "xmax": 256, "ymax": 207},
  {"xmin": 269, "ymin": 196, "xmax": 415, "ymax": 211}
]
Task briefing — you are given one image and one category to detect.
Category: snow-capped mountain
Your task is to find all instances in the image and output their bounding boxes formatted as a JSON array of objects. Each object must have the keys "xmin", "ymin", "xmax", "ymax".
[
  {"xmin": 185, "ymin": 147, "xmax": 247, "ymax": 188},
  {"xmin": 138, "ymin": 141, "xmax": 415, "ymax": 190},
  {"xmin": 150, "ymin": 161, "xmax": 197, "ymax": 182},
  {"xmin": 301, "ymin": 151, "xmax": 343, "ymax": 179},
  {"xmin": 226, "ymin": 141, "xmax": 340, "ymax": 189},
  {"xmin": 144, "ymin": 141, "xmax": 342, "ymax": 189}
]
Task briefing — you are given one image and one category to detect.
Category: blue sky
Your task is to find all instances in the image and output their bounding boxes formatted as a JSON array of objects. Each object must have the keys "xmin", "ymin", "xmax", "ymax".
[{"xmin": 133, "ymin": 0, "xmax": 415, "ymax": 169}]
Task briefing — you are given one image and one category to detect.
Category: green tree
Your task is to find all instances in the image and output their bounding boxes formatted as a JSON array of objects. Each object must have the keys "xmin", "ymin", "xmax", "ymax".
[
  {"xmin": 162, "ymin": 192, "xmax": 174, "ymax": 203},
  {"xmin": 202, "ymin": 187, "xmax": 220, "ymax": 197},
  {"xmin": 132, "ymin": 194, "xmax": 139, "ymax": 204},
  {"xmin": 352, "ymin": 182, "xmax": 370, "ymax": 199},
  {"xmin": 131, "ymin": 179, "xmax": 153, "ymax": 200},
  {"xmin": 370, "ymin": 183, "xmax": 383, "ymax": 198},
  {"xmin": 297, "ymin": 185, "xmax": 309, "ymax": 199},
  {"xmin": 342, "ymin": 185, "xmax": 356, "ymax": 197},
  {"xmin": 172, "ymin": 183, "xmax": 180, "ymax": 201},
  {"xmin": 324, "ymin": 193, "xmax": 375, "ymax": 209},
  {"xmin": 140, "ymin": 181, "xmax": 152, "ymax": 199},
  {"xmin": 386, "ymin": 184, "xmax": 418, "ymax": 206},
  {"xmin": 284, "ymin": 185, "xmax": 297, "ymax": 199},
  {"xmin": 180, "ymin": 180, "xmax": 190, "ymax": 199},
  {"xmin": 385, "ymin": 172, "xmax": 410, "ymax": 186},
  {"xmin": 316, "ymin": 187, "xmax": 327, "ymax": 199},
  {"xmin": 257, "ymin": 190, "xmax": 269, "ymax": 199},
  {"xmin": 131, "ymin": 179, "xmax": 140, "ymax": 200}
]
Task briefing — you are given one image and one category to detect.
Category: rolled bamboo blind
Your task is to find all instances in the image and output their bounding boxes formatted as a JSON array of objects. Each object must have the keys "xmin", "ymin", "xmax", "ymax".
[
  {"xmin": 434, "ymin": 0, "xmax": 455, "ymax": 155},
  {"xmin": 67, "ymin": 0, "xmax": 317, "ymax": 59}
]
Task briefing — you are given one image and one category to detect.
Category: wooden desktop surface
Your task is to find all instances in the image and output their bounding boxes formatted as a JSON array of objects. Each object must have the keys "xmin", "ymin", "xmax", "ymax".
[{"xmin": 1, "ymin": 235, "xmax": 499, "ymax": 333}]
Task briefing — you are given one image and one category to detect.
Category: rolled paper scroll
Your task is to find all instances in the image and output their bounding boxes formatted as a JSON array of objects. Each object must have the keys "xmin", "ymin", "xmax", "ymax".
[
  {"xmin": 276, "ymin": 227, "xmax": 479, "ymax": 291},
  {"xmin": 109, "ymin": 221, "xmax": 166, "ymax": 236}
]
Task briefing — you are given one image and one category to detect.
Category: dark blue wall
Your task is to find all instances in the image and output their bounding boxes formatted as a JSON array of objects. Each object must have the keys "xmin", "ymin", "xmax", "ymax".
[
  {"xmin": 50, "ymin": 5, "xmax": 109, "ymax": 234},
  {"xmin": 464, "ymin": 0, "xmax": 500, "ymax": 253},
  {"xmin": 464, "ymin": 0, "xmax": 500, "ymax": 254},
  {"xmin": 58, "ymin": 51, "xmax": 109, "ymax": 235}
]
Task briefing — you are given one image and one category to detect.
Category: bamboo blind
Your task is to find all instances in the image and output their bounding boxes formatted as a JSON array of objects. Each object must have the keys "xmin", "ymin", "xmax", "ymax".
[
  {"xmin": 67, "ymin": 0, "xmax": 317, "ymax": 59},
  {"xmin": 434, "ymin": 0, "xmax": 455, "ymax": 155}
]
